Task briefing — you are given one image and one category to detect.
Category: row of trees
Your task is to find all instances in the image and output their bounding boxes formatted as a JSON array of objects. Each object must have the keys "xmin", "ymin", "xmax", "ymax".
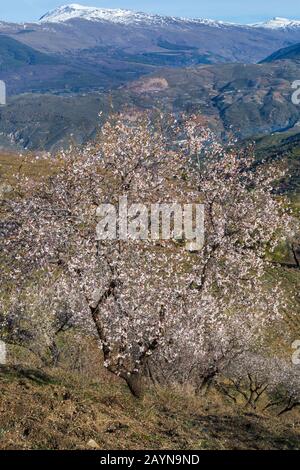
[{"xmin": 0, "ymin": 113, "xmax": 298, "ymax": 400}]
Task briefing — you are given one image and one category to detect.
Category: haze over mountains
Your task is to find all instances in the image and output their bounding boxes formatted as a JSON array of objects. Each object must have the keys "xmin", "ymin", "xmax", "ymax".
[{"xmin": 1, "ymin": 4, "xmax": 300, "ymax": 150}]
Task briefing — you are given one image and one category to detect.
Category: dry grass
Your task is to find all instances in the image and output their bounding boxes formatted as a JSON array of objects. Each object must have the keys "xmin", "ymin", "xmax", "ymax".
[
  {"xmin": 0, "ymin": 365, "xmax": 299, "ymax": 450},
  {"xmin": 0, "ymin": 151, "xmax": 56, "ymax": 185}
]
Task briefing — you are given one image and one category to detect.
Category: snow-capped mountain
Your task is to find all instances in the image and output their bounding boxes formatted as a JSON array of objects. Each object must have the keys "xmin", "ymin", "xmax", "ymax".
[
  {"xmin": 39, "ymin": 3, "xmax": 166, "ymax": 25},
  {"xmin": 38, "ymin": 4, "xmax": 300, "ymax": 31},
  {"xmin": 2, "ymin": 2, "xmax": 300, "ymax": 85},
  {"xmin": 38, "ymin": 3, "xmax": 234, "ymax": 27},
  {"xmin": 251, "ymin": 17, "xmax": 300, "ymax": 29}
]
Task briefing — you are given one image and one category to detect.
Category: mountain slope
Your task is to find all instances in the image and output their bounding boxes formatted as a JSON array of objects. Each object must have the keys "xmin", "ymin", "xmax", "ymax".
[
  {"xmin": 261, "ymin": 43, "xmax": 300, "ymax": 62},
  {"xmin": 253, "ymin": 130, "xmax": 300, "ymax": 194},
  {"xmin": 0, "ymin": 35, "xmax": 58, "ymax": 70},
  {"xmin": 120, "ymin": 61, "xmax": 300, "ymax": 138},
  {"xmin": 0, "ymin": 92, "xmax": 113, "ymax": 151},
  {"xmin": 1, "ymin": 59, "xmax": 300, "ymax": 151},
  {"xmin": 0, "ymin": 33, "xmax": 152, "ymax": 95}
]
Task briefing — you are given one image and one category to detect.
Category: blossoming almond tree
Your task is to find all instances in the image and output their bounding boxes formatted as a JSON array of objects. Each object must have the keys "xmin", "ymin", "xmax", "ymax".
[
  {"xmin": 221, "ymin": 353, "xmax": 300, "ymax": 414},
  {"xmin": 1, "ymin": 114, "xmax": 293, "ymax": 397},
  {"xmin": 158, "ymin": 117, "xmax": 295, "ymax": 390}
]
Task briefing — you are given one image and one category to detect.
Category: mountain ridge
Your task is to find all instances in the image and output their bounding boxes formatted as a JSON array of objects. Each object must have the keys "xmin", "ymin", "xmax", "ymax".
[
  {"xmin": 2, "ymin": 5, "xmax": 300, "ymax": 65},
  {"xmin": 37, "ymin": 4, "xmax": 300, "ymax": 30},
  {"xmin": 38, "ymin": 3, "xmax": 238, "ymax": 27}
]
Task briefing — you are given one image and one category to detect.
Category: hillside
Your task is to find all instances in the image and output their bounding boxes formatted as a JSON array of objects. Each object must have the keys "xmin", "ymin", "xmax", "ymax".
[
  {"xmin": 0, "ymin": 35, "xmax": 144, "ymax": 95},
  {"xmin": 120, "ymin": 62, "xmax": 300, "ymax": 138},
  {"xmin": 0, "ymin": 93, "xmax": 112, "ymax": 151},
  {"xmin": 2, "ymin": 58, "xmax": 300, "ymax": 151},
  {"xmin": 261, "ymin": 43, "xmax": 300, "ymax": 62},
  {"xmin": 252, "ymin": 130, "xmax": 300, "ymax": 194},
  {"xmin": 1, "ymin": 125, "xmax": 299, "ymax": 452},
  {"xmin": 0, "ymin": 365, "xmax": 299, "ymax": 450},
  {"xmin": 0, "ymin": 35, "xmax": 60, "ymax": 70}
]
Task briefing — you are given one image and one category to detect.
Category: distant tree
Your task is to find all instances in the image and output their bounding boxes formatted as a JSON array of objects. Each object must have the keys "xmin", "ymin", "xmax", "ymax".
[{"xmin": 220, "ymin": 353, "xmax": 300, "ymax": 415}]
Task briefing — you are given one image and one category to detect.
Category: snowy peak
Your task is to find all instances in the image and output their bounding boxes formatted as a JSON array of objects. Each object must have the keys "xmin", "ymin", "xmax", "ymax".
[
  {"xmin": 38, "ymin": 3, "xmax": 229, "ymax": 27},
  {"xmin": 251, "ymin": 17, "xmax": 300, "ymax": 29},
  {"xmin": 39, "ymin": 3, "xmax": 173, "ymax": 25},
  {"xmin": 38, "ymin": 5, "xmax": 300, "ymax": 30}
]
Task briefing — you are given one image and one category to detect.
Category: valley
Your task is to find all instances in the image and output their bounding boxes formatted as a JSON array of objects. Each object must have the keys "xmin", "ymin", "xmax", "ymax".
[{"xmin": 1, "ymin": 5, "xmax": 300, "ymax": 150}]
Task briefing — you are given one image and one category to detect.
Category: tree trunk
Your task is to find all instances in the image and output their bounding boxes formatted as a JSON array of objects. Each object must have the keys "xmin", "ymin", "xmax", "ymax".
[
  {"xmin": 196, "ymin": 371, "xmax": 216, "ymax": 396},
  {"xmin": 125, "ymin": 372, "xmax": 144, "ymax": 399},
  {"xmin": 46, "ymin": 341, "xmax": 61, "ymax": 367}
]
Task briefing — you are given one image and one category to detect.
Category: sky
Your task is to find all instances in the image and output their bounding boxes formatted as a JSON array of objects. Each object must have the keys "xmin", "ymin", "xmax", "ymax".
[{"xmin": 0, "ymin": 0, "xmax": 300, "ymax": 24}]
